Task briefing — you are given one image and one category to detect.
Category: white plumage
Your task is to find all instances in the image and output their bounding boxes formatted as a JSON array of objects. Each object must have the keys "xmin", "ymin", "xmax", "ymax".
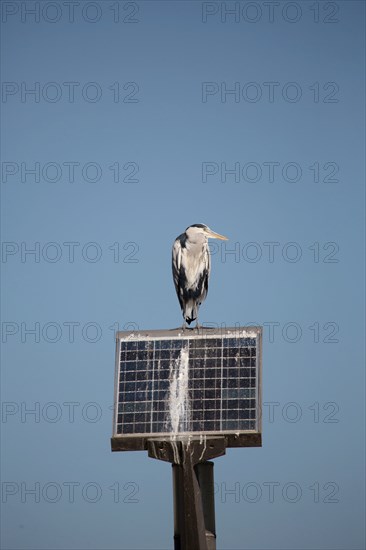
[{"xmin": 172, "ymin": 224, "xmax": 228, "ymax": 327}]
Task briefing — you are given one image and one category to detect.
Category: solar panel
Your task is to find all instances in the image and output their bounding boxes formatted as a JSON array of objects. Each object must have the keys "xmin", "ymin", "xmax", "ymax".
[{"xmin": 111, "ymin": 327, "xmax": 262, "ymax": 452}]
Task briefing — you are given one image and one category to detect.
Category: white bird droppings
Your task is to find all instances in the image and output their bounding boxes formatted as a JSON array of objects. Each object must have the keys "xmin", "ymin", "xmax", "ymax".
[{"xmin": 167, "ymin": 347, "xmax": 191, "ymax": 436}]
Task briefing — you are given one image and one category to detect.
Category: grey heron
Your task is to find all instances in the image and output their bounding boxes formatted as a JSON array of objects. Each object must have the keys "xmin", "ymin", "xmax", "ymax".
[{"xmin": 172, "ymin": 224, "xmax": 228, "ymax": 328}]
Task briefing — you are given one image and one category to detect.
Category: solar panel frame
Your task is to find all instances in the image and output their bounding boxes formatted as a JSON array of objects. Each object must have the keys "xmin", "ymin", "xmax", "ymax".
[{"xmin": 111, "ymin": 327, "xmax": 262, "ymax": 452}]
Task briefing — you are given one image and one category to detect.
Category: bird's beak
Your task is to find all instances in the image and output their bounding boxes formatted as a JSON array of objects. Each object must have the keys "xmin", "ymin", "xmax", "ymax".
[{"xmin": 206, "ymin": 229, "xmax": 228, "ymax": 240}]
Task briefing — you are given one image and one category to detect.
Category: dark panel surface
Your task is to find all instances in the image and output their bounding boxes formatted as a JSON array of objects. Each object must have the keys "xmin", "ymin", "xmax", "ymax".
[{"xmin": 112, "ymin": 328, "xmax": 262, "ymax": 450}]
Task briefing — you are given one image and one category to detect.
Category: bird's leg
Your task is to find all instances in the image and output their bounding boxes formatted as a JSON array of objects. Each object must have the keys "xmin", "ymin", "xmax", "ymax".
[
  {"xmin": 195, "ymin": 317, "xmax": 200, "ymax": 331},
  {"xmin": 182, "ymin": 320, "xmax": 187, "ymax": 331}
]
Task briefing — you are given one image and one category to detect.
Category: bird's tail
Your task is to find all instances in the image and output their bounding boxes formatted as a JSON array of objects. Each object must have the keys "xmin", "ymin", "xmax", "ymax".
[{"xmin": 183, "ymin": 300, "xmax": 199, "ymax": 325}]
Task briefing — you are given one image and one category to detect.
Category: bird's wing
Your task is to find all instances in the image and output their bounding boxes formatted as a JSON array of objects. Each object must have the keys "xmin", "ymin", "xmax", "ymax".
[
  {"xmin": 200, "ymin": 243, "xmax": 210, "ymax": 303},
  {"xmin": 172, "ymin": 236, "xmax": 185, "ymax": 310}
]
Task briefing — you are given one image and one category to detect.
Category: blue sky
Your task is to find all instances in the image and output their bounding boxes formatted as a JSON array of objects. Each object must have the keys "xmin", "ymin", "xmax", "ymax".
[{"xmin": 1, "ymin": 1, "xmax": 365, "ymax": 549}]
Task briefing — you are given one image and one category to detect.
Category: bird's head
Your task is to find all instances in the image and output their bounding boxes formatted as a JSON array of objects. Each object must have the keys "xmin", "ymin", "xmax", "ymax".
[{"xmin": 185, "ymin": 224, "xmax": 228, "ymax": 243}]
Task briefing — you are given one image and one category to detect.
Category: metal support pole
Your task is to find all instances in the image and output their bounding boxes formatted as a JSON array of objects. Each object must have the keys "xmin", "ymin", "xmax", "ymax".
[
  {"xmin": 148, "ymin": 437, "xmax": 225, "ymax": 550},
  {"xmin": 173, "ymin": 460, "xmax": 216, "ymax": 550},
  {"xmin": 195, "ymin": 462, "xmax": 216, "ymax": 550},
  {"xmin": 172, "ymin": 457, "xmax": 208, "ymax": 550}
]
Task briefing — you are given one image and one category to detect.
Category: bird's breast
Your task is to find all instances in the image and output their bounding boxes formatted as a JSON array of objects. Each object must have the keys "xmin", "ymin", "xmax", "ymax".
[{"xmin": 181, "ymin": 245, "xmax": 208, "ymax": 290}]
